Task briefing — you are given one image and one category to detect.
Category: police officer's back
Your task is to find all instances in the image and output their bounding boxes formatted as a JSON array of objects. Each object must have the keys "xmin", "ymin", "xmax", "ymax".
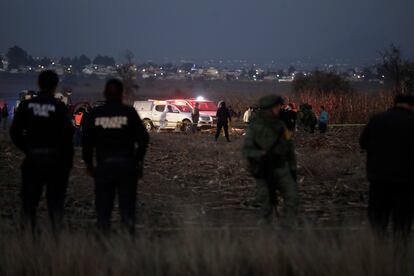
[
  {"xmin": 82, "ymin": 79, "xmax": 149, "ymax": 234},
  {"xmin": 10, "ymin": 70, "xmax": 74, "ymax": 230},
  {"xmin": 360, "ymin": 94, "xmax": 414, "ymax": 239}
]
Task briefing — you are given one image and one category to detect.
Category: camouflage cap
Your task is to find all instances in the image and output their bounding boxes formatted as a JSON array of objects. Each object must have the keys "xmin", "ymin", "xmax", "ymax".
[{"xmin": 257, "ymin": 95, "xmax": 285, "ymax": 109}]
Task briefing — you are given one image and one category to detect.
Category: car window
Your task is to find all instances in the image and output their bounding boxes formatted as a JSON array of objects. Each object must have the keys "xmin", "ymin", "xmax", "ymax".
[
  {"xmin": 170, "ymin": 105, "xmax": 180, "ymax": 113},
  {"xmin": 176, "ymin": 105, "xmax": 191, "ymax": 112},
  {"xmin": 191, "ymin": 101, "xmax": 217, "ymax": 111},
  {"xmin": 155, "ymin": 105, "xmax": 165, "ymax": 112}
]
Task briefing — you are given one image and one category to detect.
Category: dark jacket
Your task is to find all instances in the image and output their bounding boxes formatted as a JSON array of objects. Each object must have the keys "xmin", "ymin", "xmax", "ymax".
[
  {"xmin": 82, "ymin": 102, "xmax": 149, "ymax": 168},
  {"xmin": 280, "ymin": 109, "xmax": 297, "ymax": 131},
  {"xmin": 10, "ymin": 92, "xmax": 74, "ymax": 168},
  {"xmin": 360, "ymin": 107, "xmax": 414, "ymax": 183},
  {"xmin": 1, "ymin": 105, "xmax": 9, "ymax": 118},
  {"xmin": 243, "ymin": 110, "xmax": 296, "ymax": 171},
  {"xmin": 192, "ymin": 107, "xmax": 200, "ymax": 123},
  {"xmin": 216, "ymin": 107, "xmax": 231, "ymax": 124}
]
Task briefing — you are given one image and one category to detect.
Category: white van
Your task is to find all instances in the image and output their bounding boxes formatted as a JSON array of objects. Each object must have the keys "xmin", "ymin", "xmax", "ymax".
[{"xmin": 134, "ymin": 100, "xmax": 194, "ymax": 132}]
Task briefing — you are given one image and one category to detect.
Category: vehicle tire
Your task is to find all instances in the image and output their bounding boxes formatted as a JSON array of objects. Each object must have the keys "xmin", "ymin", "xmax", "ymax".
[
  {"xmin": 181, "ymin": 120, "xmax": 193, "ymax": 133},
  {"xmin": 143, "ymin": 119, "xmax": 153, "ymax": 132}
]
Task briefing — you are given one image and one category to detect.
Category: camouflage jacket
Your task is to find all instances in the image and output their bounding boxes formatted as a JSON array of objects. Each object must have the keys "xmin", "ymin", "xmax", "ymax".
[
  {"xmin": 243, "ymin": 110, "xmax": 296, "ymax": 170},
  {"xmin": 302, "ymin": 109, "xmax": 317, "ymax": 126}
]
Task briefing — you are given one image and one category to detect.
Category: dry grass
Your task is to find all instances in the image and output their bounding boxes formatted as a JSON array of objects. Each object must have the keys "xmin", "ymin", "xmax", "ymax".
[
  {"xmin": 291, "ymin": 91, "xmax": 394, "ymax": 124},
  {"xmin": 0, "ymin": 227, "xmax": 413, "ymax": 276},
  {"xmin": 226, "ymin": 91, "xmax": 394, "ymax": 124}
]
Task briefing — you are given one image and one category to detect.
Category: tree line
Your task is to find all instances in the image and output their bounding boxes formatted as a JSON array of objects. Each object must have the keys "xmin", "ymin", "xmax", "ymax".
[
  {"xmin": 3, "ymin": 45, "xmax": 116, "ymax": 70},
  {"xmin": 2, "ymin": 44, "xmax": 413, "ymax": 96},
  {"xmin": 293, "ymin": 45, "xmax": 414, "ymax": 96}
]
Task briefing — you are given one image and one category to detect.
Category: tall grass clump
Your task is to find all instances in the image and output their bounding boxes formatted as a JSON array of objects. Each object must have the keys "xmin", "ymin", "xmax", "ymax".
[{"xmin": 291, "ymin": 91, "xmax": 393, "ymax": 124}]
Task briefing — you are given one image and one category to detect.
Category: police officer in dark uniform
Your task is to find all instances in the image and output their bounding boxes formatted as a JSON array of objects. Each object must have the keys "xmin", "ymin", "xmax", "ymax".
[
  {"xmin": 192, "ymin": 102, "xmax": 200, "ymax": 133},
  {"xmin": 215, "ymin": 101, "xmax": 231, "ymax": 142},
  {"xmin": 82, "ymin": 79, "xmax": 149, "ymax": 235},
  {"xmin": 10, "ymin": 70, "xmax": 74, "ymax": 231},
  {"xmin": 360, "ymin": 94, "xmax": 414, "ymax": 240},
  {"xmin": 280, "ymin": 103, "xmax": 297, "ymax": 132}
]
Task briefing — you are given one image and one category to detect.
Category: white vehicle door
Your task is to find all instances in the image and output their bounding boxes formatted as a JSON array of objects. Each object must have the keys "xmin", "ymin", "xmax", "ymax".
[
  {"xmin": 152, "ymin": 104, "xmax": 166, "ymax": 127},
  {"xmin": 166, "ymin": 105, "xmax": 181, "ymax": 128}
]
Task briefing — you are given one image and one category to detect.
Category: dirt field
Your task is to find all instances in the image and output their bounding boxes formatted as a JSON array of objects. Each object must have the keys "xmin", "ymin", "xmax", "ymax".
[
  {"xmin": 4, "ymin": 126, "xmax": 413, "ymax": 276},
  {"xmin": 0, "ymin": 126, "xmax": 368, "ymax": 230}
]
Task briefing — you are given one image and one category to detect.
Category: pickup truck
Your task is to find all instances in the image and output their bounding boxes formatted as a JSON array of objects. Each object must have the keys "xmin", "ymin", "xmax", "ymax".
[
  {"xmin": 166, "ymin": 98, "xmax": 216, "ymax": 128},
  {"xmin": 134, "ymin": 100, "xmax": 194, "ymax": 132}
]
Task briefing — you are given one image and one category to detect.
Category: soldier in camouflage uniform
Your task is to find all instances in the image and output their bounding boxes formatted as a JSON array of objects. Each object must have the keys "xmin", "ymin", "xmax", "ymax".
[
  {"xmin": 298, "ymin": 104, "xmax": 317, "ymax": 133},
  {"xmin": 243, "ymin": 95, "xmax": 299, "ymax": 226}
]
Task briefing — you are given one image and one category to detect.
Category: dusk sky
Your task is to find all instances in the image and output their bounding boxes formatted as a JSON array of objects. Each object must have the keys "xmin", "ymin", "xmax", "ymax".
[{"xmin": 1, "ymin": 0, "xmax": 413, "ymax": 63}]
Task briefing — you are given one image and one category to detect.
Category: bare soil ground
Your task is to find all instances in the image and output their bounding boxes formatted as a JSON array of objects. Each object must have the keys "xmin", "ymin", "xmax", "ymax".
[{"xmin": 0, "ymin": 126, "xmax": 368, "ymax": 230}]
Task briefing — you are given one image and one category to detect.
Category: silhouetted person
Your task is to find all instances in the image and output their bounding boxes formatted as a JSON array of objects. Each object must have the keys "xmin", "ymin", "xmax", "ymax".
[
  {"xmin": 10, "ymin": 70, "xmax": 74, "ymax": 231},
  {"xmin": 360, "ymin": 94, "xmax": 414, "ymax": 241},
  {"xmin": 308, "ymin": 105, "xmax": 317, "ymax": 133},
  {"xmin": 73, "ymin": 107, "xmax": 86, "ymax": 147},
  {"xmin": 82, "ymin": 79, "xmax": 149, "ymax": 235},
  {"xmin": 215, "ymin": 101, "xmax": 231, "ymax": 142},
  {"xmin": 1, "ymin": 103, "xmax": 9, "ymax": 130},
  {"xmin": 280, "ymin": 103, "xmax": 297, "ymax": 132},
  {"xmin": 192, "ymin": 102, "xmax": 200, "ymax": 132},
  {"xmin": 298, "ymin": 103, "xmax": 316, "ymax": 133}
]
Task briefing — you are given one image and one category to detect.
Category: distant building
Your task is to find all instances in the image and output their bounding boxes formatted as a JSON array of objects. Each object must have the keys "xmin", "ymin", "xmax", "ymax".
[
  {"xmin": 204, "ymin": 67, "xmax": 219, "ymax": 77},
  {"xmin": 278, "ymin": 76, "xmax": 294, "ymax": 82},
  {"xmin": 82, "ymin": 64, "xmax": 117, "ymax": 76}
]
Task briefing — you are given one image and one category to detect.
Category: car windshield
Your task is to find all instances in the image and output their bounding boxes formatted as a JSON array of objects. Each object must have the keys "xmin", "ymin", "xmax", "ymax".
[{"xmin": 175, "ymin": 105, "xmax": 192, "ymax": 112}]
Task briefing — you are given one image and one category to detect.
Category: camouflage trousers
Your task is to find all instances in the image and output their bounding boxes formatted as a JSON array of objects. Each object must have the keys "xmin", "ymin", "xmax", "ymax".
[{"xmin": 255, "ymin": 164, "xmax": 299, "ymax": 226}]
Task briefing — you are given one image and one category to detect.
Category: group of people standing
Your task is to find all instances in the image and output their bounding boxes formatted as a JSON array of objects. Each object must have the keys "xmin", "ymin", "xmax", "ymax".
[
  {"xmin": 242, "ymin": 93, "xmax": 414, "ymax": 240},
  {"xmin": 243, "ymin": 102, "xmax": 329, "ymax": 134},
  {"xmin": 7, "ymin": 70, "xmax": 414, "ymax": 241},
  {"xmin": 10, "ymin": 71, "xmax": 149, "ymax": 234},
  {"xmin": 191, "ymin": 100, "xmax": 232, "ymax": 142},
  {"xmin": 296, "ymin": 104, "xmax": 329, "ymax": 134}
]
